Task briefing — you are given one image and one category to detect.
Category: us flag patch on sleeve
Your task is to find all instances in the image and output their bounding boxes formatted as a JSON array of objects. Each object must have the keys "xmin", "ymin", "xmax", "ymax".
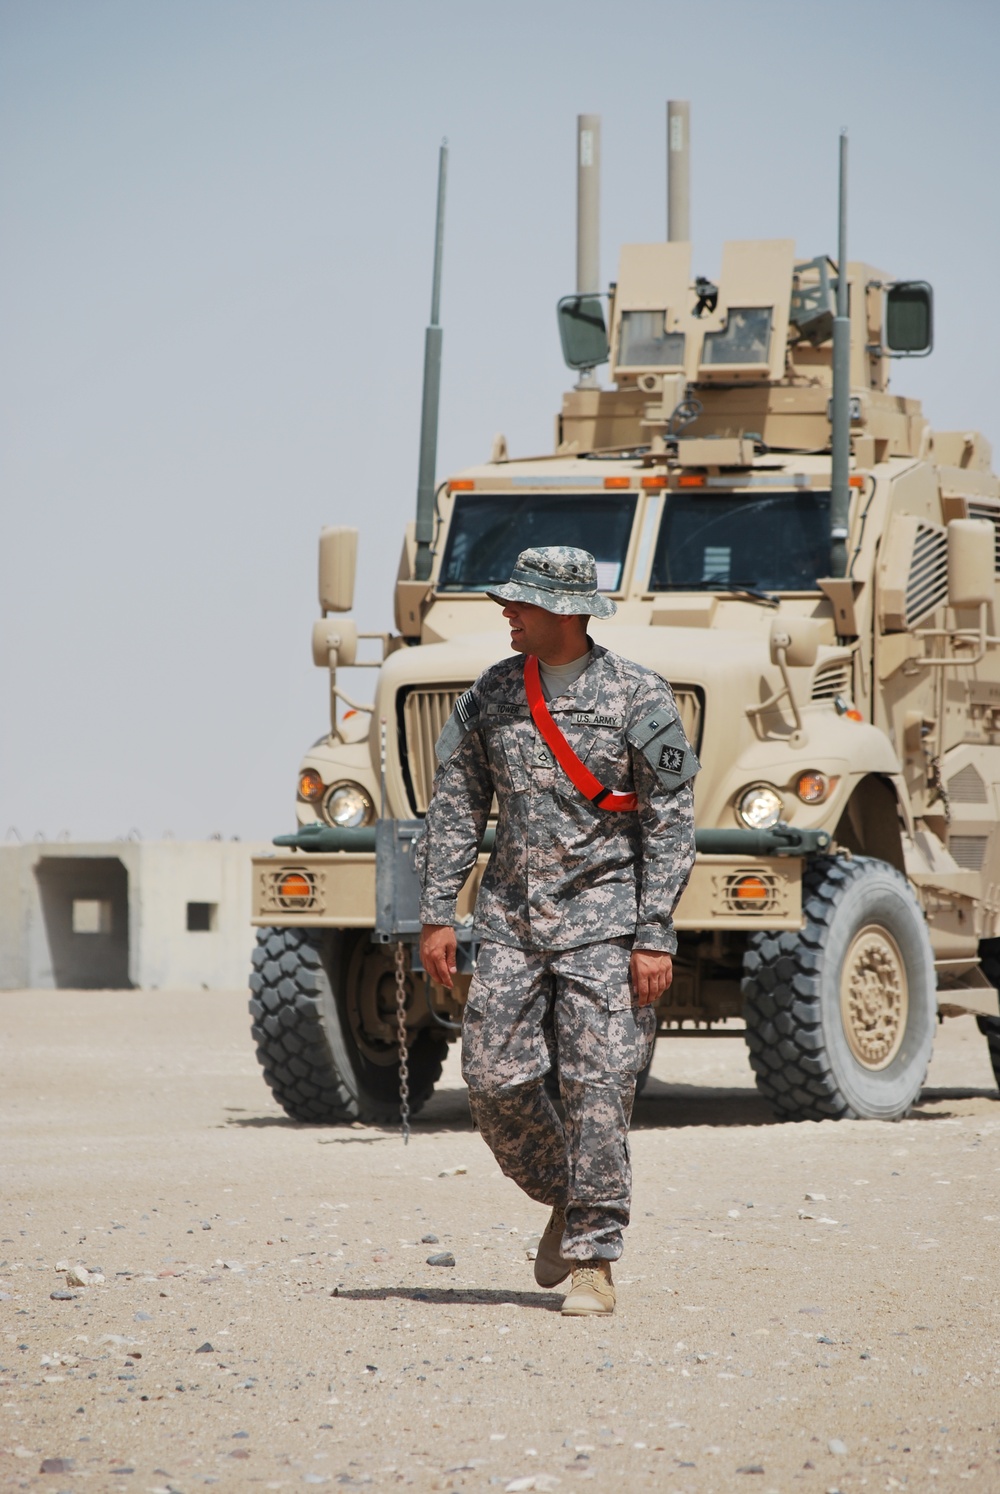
[{"xmin": 455, "ymin": 688, "xmax": 477, "ymax": 725}]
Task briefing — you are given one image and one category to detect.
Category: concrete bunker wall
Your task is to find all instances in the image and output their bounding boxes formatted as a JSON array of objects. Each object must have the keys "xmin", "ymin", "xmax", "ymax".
[
  {"xmin": 0, "ymin": 841, "xmax": 271, "ymax": 990},
  {"xmin": 34, "ymin": 856, "xmax": 131, "ymax": 989}
]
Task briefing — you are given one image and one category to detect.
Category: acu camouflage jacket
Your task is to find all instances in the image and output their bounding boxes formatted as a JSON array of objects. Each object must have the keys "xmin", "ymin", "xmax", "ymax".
[{"xmin": 418, "ymin": 644, "xmax": 698, "ymax": 953}]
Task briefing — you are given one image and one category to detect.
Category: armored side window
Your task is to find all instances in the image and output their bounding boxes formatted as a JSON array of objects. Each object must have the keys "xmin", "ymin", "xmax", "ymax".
[
  {"xmin": 702, "ymin": 306, "xmax": 772, "ymax": 365},
  {"xmin": 617, "ymin": 310, "xmax": 686, "ymax": 368}
]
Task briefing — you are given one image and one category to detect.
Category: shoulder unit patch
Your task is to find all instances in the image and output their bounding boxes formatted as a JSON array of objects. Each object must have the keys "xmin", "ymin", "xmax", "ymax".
[{"xmin": 627, "ymin": 708, "xmax": 700, "ymax": 788}]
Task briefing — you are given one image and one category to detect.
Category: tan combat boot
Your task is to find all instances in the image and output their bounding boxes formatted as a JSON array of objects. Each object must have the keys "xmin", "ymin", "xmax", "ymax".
[
  {"xmin": 533, "ymin": 1205, "xmax": 570, "ymax": 1288},
  {"xmin": 560, "ymin": 1259, "xmax": 615, "ymax": 1316}
]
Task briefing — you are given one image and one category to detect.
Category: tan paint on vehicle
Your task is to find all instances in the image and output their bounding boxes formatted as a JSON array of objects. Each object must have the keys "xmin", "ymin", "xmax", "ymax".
[{"xmin": 254, "ymin": 214, "xmax": 1000, "ymax": 1035}]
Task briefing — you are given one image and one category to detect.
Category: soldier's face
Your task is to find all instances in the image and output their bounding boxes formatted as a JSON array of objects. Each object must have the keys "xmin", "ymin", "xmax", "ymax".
[{"xmin": 500, "ymin": 600, "xmax": 580, "ymax": 660}]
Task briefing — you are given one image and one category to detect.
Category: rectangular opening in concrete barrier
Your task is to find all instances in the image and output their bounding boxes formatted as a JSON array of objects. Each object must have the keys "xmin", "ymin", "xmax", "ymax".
[
  {"xmin": 35, "ymin": 857, "xmax": 131, "ymax": 988},
  {"xmin": 72, "ymin": 898, "xmax": 113, "ymax": 934},
  {"xmin": 186, "ymin": 901, "xmax": 217, "ymax": 932}
]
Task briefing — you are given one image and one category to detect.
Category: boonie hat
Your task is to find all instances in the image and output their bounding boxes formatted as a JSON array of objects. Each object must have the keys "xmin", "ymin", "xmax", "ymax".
[{"xmin": 486, "ymin": 546, "xmax": 617, "ymax": 619}]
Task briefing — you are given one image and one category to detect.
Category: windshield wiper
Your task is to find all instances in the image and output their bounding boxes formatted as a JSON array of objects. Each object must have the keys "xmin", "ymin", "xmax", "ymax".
[{"xmin": 661, "ymin": 575, "xmax": 780, "ymax": 606}]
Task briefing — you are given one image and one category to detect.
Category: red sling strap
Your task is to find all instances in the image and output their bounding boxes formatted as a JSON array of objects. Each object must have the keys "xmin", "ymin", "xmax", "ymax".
[{"xmin": 523, "ymin": 653, "xmax": 638, "ymax": 812}]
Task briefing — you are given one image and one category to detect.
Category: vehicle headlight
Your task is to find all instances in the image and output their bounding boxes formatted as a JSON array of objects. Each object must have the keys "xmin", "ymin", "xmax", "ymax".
[
  {"xmin": 297, "ymin": 768, "xmax": 324, "ymax": 803},
  {"xmin": 737, "ymin": 784, "xmax": 783, "ymax": 830},
  {"xmin": 323, "ymin": 781, "xmax": 375, "ymax": 829}
]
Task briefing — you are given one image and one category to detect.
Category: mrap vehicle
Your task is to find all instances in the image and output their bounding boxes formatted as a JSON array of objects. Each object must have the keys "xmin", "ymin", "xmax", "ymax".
[{"xmin": 248, "ymin": 107, "xmax": 1000, "ymax": 1128}]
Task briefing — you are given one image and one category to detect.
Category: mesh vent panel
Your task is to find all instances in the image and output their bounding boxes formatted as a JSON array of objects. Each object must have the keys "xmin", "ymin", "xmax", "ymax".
[
  {"xmin": 905, "ymin": 524, "xmax": 948, "ymax": 627},
  {"xmin": 949, "ymin": 835, "xmax": 988, "ymax": 871},
  {"xmin": 947, "ymin": 763, "xmax": 988, "ymax": 803},
  {"xmin": 811, "ymin": 659, "xmax": 852, "ymax": 701},
  {"xmin": 967, "ymin": 503, "xmax": 1000, "ymax": 575}
]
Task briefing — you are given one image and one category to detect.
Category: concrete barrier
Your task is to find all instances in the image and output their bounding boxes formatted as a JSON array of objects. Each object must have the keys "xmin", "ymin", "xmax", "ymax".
[{"xmin": 0, "ymin": 840, "xmax": 271, "ymax": 990}]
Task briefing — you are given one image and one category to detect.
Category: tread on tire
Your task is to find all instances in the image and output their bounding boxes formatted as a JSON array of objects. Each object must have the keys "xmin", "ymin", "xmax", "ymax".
[
  {"xmin": 742, "ymin": 855, "xmax": 936, "ymax": 1122},
  {"xmin": 248, "ymin": 926, "xmax": 444, "ymax": 1125}
]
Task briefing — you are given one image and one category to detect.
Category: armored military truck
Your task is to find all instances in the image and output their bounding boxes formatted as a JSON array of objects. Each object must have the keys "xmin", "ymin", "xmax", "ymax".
[{"xmin": 248, "ymin": 111, "xmax": 1000, "ymax": 1127}]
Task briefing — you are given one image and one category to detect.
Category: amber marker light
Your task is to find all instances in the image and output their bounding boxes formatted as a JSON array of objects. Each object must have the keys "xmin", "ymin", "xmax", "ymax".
[
  {"xmin": 448, "ymin": 479, "xmax": 475, "ymax": 492},
  {"xmin": 845, "ymin": 708, "xmax": 863, "ymax": 722},
  {"xmin": 278, "ymin": 872, "xmax": 312, "ymax": 902},
  {"xmin": 297, "ymin": 769, "xmax": 324, "ymax": 802},
  {"xmin": 678, "ymin": 474, "xmax": 706, "ymax": 488},
  {"xmin": 733, "ymin": 875, "xmax": 769, "ymax": 903},
  {"xmin": 641, "ymin": 475, "xmax": 668, "ymax": 489},
  {"xmin": 603, "ymin": 476, "xmax": 631, "ymax": 489},
  {"xmin": 849, "ymin": 474, "xmax": 865, "ymax": 488},
  {"xmin": 796, "ymin": 770, "xmax": 831, "ymax": 804}
]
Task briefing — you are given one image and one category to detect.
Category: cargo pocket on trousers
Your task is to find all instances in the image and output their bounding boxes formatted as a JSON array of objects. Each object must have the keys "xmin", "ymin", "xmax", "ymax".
[
  {"xmin": 464, "ymin": 971, "xmax": 492, "ymax": 1017},
  {"xmin": 607, "ymin": 972, "xmax": 635, "ymax": 1012},
  {"xmin": 460, "ymin": 977, "xmax": 491, "ymax": 1087},
  {"xmin": 608, "ymin": 999, "xmax": 656, "ymax": 1074}
]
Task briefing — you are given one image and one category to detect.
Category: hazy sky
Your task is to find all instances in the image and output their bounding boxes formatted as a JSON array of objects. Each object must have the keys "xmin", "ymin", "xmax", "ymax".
[{"xmin": 2, "ymin": 0, "xmax": 998, "ymax": 841}]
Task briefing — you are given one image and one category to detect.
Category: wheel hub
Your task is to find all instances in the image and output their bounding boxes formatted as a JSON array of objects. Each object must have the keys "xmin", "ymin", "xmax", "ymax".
[
  {"xmin": 839, "ymin": 924, "xmax": 909, "ymax": 1070},
  {"xmin": 344, "ymin": 941, "xmax": 421, "ymax": 1066}
]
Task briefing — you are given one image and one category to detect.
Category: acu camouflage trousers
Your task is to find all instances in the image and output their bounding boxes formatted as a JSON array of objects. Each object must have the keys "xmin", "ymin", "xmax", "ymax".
[{"xmin": 461, "ymin": 938, "xmax": 656, "ymax": 1262}]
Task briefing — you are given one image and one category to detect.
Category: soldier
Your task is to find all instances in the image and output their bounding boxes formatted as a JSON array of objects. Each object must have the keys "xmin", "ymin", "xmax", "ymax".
[{"xmin": 418, "ymin": 546, "xmax": 697, "ymax": 1315}]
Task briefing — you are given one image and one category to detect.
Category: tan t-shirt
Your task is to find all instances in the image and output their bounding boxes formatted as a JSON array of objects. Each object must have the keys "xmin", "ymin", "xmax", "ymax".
[{"xmin": 538, "ymin": 649, "xmax": 592, "ymax": 702}]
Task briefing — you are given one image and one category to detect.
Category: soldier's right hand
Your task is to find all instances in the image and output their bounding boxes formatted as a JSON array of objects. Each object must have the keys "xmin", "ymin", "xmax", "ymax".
[{"xmin": 420, "ymin": 924, "xmax": 458, "ymax": 990}]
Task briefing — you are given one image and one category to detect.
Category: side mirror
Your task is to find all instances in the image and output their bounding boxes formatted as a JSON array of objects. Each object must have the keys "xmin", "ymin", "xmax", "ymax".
[
  {"xmin": 885, "ymin": 281, "xmax": 933, "ymax": 357},
  {"xmin": 947, "ymin": 518, "xmax": 994, "ymax": 609},
  {"xmin": 318, "ymin": 526, "xmax": 358, "ymax": 614},
  {"xmin": 556, "ymin": 294, "xmax": 610, "ymax": 371},
  {"xmin": 747, "ymin": 615, "xmax": 820, "ymax": 746},
  {"xmin": 769, "ymin": 616, "xmax": 820, "ymax": 669}
]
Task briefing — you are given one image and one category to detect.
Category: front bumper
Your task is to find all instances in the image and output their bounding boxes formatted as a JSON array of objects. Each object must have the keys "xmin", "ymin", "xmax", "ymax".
[{"xmin": 251, "ymin": 845, "xmax": 804, "ymax": 931}]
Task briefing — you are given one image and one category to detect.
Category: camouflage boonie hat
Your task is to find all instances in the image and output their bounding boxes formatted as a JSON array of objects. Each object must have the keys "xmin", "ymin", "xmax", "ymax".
[{"xmin": 486, "ymin": 546, "xmax": 617, "ymax": 619}]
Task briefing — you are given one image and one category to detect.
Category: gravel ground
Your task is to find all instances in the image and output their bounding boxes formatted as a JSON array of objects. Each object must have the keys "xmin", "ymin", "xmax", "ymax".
[{"xmin": 1, "ymin": 991, "xmax": 998, "ymax": 1494}]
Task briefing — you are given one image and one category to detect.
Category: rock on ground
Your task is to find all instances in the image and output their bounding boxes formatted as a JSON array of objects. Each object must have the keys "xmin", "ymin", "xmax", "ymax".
[{"xmin": 0, "ymin": 989, "xmax": 997, "ymax": 1492}]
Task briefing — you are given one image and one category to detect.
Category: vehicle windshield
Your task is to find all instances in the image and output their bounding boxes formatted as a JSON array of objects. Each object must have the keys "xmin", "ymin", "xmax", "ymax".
[
  {"xmin": 650, "ymin": 489, "xmax": 832, "ymax": 592},
  {"xmin": 439, "ymin": 493, "xmax": 637, "ymax": 592}
]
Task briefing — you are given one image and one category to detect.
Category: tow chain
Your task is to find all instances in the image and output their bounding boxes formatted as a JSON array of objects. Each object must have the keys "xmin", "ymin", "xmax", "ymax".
[{"xmin": 394, "ymin": 941, "xmax": 411, "ymax": 1145}]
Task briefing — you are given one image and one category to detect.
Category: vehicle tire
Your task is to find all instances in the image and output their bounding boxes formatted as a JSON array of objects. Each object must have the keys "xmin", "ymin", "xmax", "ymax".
[
  {"xmin": 741, "ymin": 856, "xmax": 936, "ymax": 1121},
  {"xmin": 974, "ymin": 939, "xmax": 1000, "ymax": 1091},
  {"xmin": 248, "ymin": 927, "xmax": 445, "ymax": 1125}
]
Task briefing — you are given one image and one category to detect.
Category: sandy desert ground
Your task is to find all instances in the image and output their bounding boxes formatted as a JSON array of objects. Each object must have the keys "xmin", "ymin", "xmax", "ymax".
[{"xmin": 2, "ymin": 991, "xmax": 998, "ymax": 1494}]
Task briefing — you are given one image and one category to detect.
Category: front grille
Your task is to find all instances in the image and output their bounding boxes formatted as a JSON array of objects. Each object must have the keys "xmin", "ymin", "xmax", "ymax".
[
  {"xmin": 905, "ymin": 523, "xmax": 948, "ymax": 627},
  {"xmin": 401, "ymin": 687, "xmax": 461, "ymax": 813},
  {"xmin": 949, "ymin": 835, "xmax": 988, "ymax": 871},
  {"xmin": 811, "ymin": 658, "xmax": 853, "ymax": 701},
  {"xmin": 400, "ymin": 680, "xmax": 705, "ymax": 815},
  {"xmin": 672, "ymin": 688, "xmax": 703, "ymax": 754}
]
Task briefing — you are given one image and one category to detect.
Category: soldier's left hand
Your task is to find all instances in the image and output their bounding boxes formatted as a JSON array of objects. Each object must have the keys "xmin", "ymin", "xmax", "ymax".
[
  {"xmin": 630, "ymin": 949, "xmax": 673, "ymax": 1006},
  {"xmin": 420, "ymin": 923, "xmax": 458, "ymax": 989}
]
